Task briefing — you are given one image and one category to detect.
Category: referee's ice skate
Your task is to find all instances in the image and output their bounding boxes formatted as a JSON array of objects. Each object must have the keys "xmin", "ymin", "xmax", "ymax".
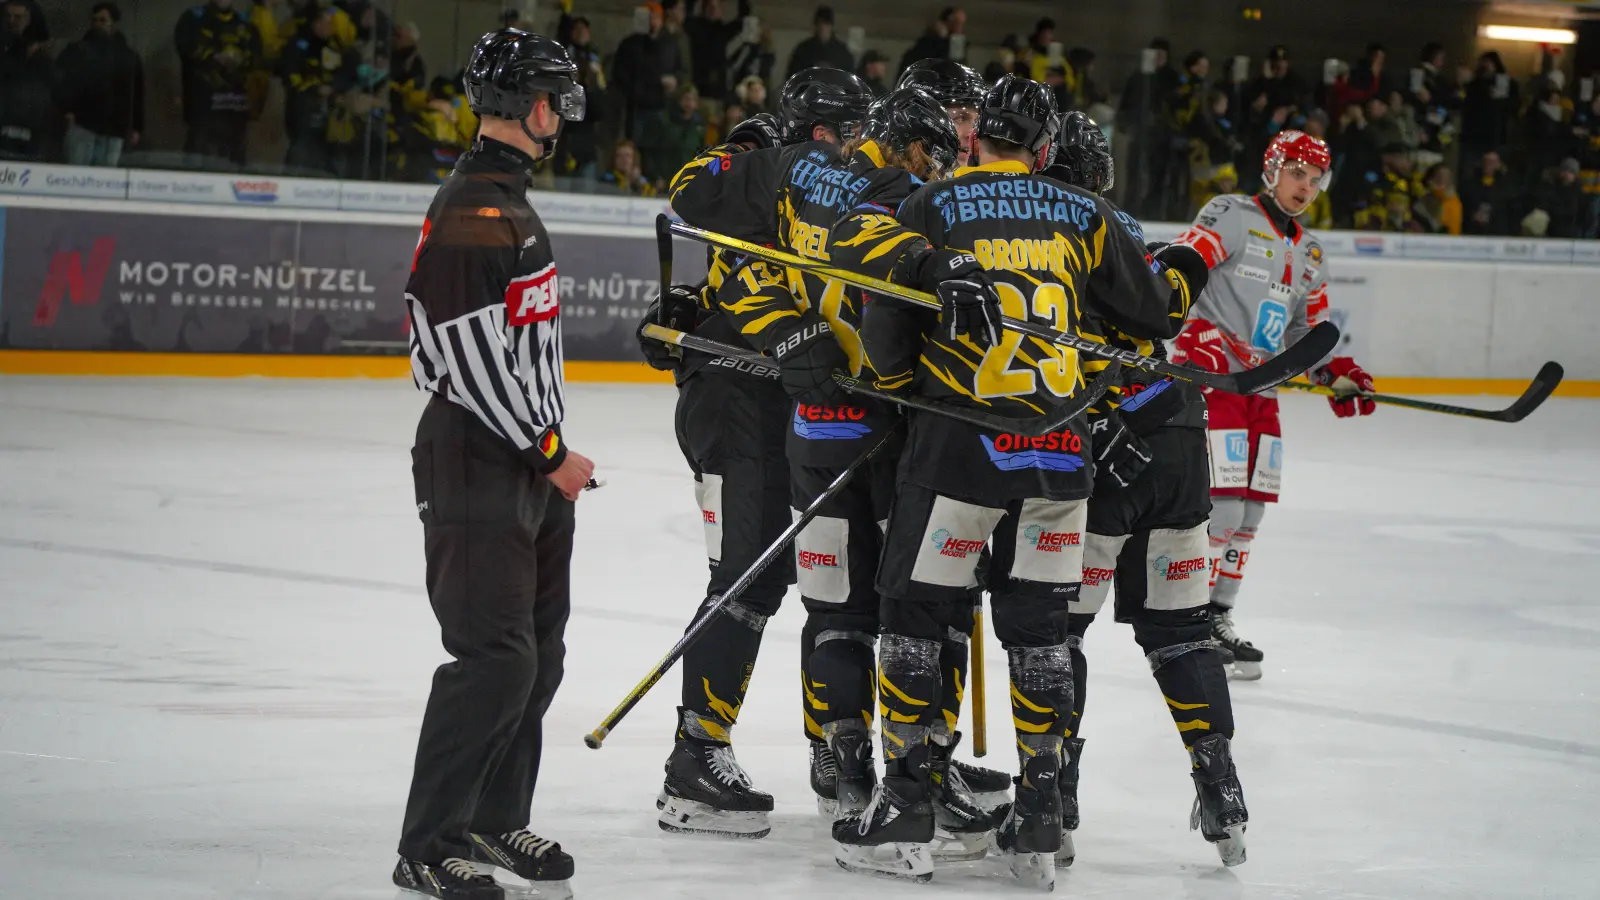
[{"xmin": 469, "ymin": 831, "xmax": 575, "ymax": 900}]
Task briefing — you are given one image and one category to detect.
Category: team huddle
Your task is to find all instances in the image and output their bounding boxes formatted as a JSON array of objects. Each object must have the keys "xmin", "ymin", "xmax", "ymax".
[{"xmin": 634, "ymin": 58, "xmax": 1375, "ymax": 889}]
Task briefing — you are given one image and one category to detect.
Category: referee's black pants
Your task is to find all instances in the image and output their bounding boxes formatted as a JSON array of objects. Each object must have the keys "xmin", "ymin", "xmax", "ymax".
[{"xmin": 399, "ymin": 396, "xmax": 575, "ymax": 863}]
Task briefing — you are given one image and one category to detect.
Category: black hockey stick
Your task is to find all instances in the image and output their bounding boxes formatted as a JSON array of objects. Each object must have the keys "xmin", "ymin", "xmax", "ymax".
[
  {"xmin": 640, "ymin": 322, "xmax": 1119, "ymax": 437},
  {"xmin": 585, "ymin": 423, "xmax": 905, "ymax": 750},
  {"xmin": 1279, "ymin": 361, "xmax": 1565, "ymax": 423},
  {"xmin": 666, "ymin": 219, "xmax": 1341, "ymax": 395}
]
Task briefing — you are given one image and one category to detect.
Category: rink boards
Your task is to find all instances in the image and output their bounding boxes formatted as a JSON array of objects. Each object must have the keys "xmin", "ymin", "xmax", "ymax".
[{"xmin": 0, "ymin": 191, "xmax": 1595, "ymax": 393}]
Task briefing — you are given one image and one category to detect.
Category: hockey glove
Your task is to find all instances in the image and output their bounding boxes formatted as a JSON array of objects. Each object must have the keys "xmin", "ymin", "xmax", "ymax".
[
  {"xmin": 1313, "ymin": 356, "xmax": 1376, "ymax": 417},
  {"xmin": 1091, "ymin": 410, "xmax": 1153, "ymax": 490},
  {"xmin": 725, "ymin": 113, "xmax": 782, "ymax": 151},
  {"xmin": 1149, "ymin": 241, "xmax": 1211, "ymax": 298},
  {"xmin": 636, "ymin": 284, "xmax": 701, "ymax": 371},
  {"xmin": 770, "ymin": 310, "xmax": 850, "ymax": 405},
  {"xmin": 917, "ymin": 250, "xmax": 1001, "ymax": 348},
  {"xmin": 1173, "ymin": 318, "xmax": 1229, "ymax": 375}
]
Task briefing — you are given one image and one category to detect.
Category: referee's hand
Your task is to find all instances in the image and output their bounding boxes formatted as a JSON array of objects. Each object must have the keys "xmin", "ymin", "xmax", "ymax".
[{"xmin": 548, "ymin": 452, "xmax": 596, "ymax": 502}]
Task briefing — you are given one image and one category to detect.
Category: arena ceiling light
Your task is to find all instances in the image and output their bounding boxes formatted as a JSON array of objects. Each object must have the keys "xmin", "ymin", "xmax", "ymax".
[{"xmin": 1478, "ymin": 24, "xmax": 1578, "ymax": 43}]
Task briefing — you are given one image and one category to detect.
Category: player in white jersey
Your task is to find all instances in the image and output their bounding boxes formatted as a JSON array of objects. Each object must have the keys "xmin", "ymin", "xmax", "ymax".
[{"xmin": 1172, "ymin": 131, "xmax": 1376, "ymax": 680}]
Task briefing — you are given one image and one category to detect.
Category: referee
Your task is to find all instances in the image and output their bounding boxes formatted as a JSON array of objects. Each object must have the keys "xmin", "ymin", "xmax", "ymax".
[{"xmin": 394, "ymin": 28, "xmax": 594, "ymax": 900}]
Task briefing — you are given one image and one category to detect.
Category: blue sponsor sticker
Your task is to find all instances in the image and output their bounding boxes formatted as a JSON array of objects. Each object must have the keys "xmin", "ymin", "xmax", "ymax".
[
  {"xmin": 793, "ymin": 410, "xmax": 872, "ymax": 440},
  {"xmin": 1251, "ymin": 298, "xmax": 1288, "ymax": 352},
  {"xmin": 1225, "ymin": 432, "xmax": 1249, "ymax": 462},
  {"xmin": 980, "ymin": 435, "xmax": 1085, "ymax": 472}
]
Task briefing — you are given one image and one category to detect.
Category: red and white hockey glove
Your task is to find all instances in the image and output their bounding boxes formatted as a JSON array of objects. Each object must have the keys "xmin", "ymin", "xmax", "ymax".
[
  {"xmin": 1313, "ymin": 356, "xmax": 1376, "ymax": 418},
  {"xmin": 1174, "ymin": 318, "xmax": 1229, "ymax": 375}
]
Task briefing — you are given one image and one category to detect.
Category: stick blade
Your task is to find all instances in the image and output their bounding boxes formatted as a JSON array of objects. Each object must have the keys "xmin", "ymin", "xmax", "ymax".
[{"xmin": 1498, "ymin": 361, "xmax": 1564, "ymax": 422}]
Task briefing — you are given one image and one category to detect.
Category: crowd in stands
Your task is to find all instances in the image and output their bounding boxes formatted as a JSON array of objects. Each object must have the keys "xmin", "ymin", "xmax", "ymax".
[{"xmin": 2, "ymin": 0, "xmax": 1598, "ymax": 236}]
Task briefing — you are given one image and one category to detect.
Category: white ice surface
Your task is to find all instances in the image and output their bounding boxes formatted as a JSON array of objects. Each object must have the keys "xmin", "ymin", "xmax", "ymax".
[{"xmin": 1, "ymin": 377, "xmax": 1597, "ymax": 900}]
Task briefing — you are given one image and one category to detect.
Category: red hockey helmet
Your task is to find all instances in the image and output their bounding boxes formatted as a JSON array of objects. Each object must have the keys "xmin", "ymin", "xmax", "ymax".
[{"xmin": 1262, "ymin": 130, "xmax": 1332, "ymax": 191}]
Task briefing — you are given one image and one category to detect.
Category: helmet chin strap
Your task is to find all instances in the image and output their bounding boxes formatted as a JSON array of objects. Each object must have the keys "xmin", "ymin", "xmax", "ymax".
[{"xmin": 522, "ymin": 116, "xmax": 563, "ymax": 159}]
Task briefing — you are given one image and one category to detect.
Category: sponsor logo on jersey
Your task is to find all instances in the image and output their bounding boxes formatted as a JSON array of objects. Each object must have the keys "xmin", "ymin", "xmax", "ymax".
[
  {"xmin": 798, "ymin": 550, "xmax": 840, "ymax": 570},
  {"xmin": 792, "ymin": 408, "xmax": 872, "ymax": 440},
  {"xmin": 1251, "ymin": 298, "xmax": 1288, "ymax": 351},
  {"xmin": 1024, "ymin": 524, "xmax": 1081, "ymax": 552},
  {"xmin": 1245, "ymin": 244, "xmax": 1275, "ymax": 260},
  {"xmin": 930, "ymin": 528, "xmax": 985, "ymax": 559},
  {"xmin": 522, "ymin": 235, "xmax": 539, "ymax": 248},
  {"xmin": 1248, "ymin": 228, "xmax": 1275, "ymax": 240},
  {"xmin": 1082, "ymin": 566, "xmax": 1116, "ymax": 586},
  {"xmin": 1118, "ymin": 377, "xmax": 1173, "ymax": 412},
  {"xmin": 1152, "ymin": 554, "xmax": 1207, "ymax": 580},
  {"xmin": 1233, "ymin": 264, "xmax": 1271, "ymax": 283},
  {"xmin": 1225, "ymin": 432, "xmax": 1249, "ymax": 462},
  {"xmin": 1308, "ymin": 245, "xmax": 1323, "ymax": 265},
  {"xmin": 506, "ymin": 264, "xmax": 559, "ymax": 325},
  {"xmin": 702, "ymin": 508, "xmax": 718, "ymax": 524},
  {"xmin": 980, "ymin": 431, "xmax": 1085, "ymax": 472}
]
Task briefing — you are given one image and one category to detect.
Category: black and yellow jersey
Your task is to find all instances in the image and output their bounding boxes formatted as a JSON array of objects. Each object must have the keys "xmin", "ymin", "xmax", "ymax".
[{"xmin": 840, "ymin": 160, "xmax": 1196, "ymax": 503}]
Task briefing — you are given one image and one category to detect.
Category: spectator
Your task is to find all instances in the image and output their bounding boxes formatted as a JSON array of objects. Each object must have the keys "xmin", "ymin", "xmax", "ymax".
[
  {"xmin": 788, "ymin": 6, "xmax": 853, "ymax": 76},
  {"xmin": 725, "ymin": 17, "xmax": 774, "ymax": 95},
  {"xmin": 734, "ymin": 73, "xmax": 770, "ymax": 115},
  {"xmin": 1353, "ymin": 143, "xmax": 1421, "ymax": 232},
  {"xmin": 1528, "ymin": 157, "xmax": 1588, "ymax": 238},
  {"xmin": 279, "ymin": 8, "xmax": 338, "ymax": 172},
  {"xmin": 686, "ymin": 0, "xmax": 747, "ymax": 105},
  {"xmin": 1460, "ymin": 51, "xmax": 1517, "ymax": 169},
  {"xmin": 1414, "ymin": 163, "xmax": 1462, "ymax": 234},
  {"xmin": 282, "ymin": 0, "xmax": 354, "ymax": 50},
  {"xmin": 1461, "ymin": 150, "xmax": 1518, "ymax": 236},
  {"xmin": 1060, "ymin": 47, "xmax": 1105, "ymax": 111},
  {"xmin": 1525, "ymin": 85, "xmax": 1575, "ymax": 178},
  {"xmin": 0, "ymin": 0, "xmax": 54, "ymax": 161},
  {"xmin": 600, "ymin": 139, "xmax": 656, "ymax": 196},
  {"xmin": 1250, "ymin": 45, "xmax": 1312, "ymax": 116},
  {"xmin": 557, "ymin": 14, "xmax": 607, "ymax": 179},
  {"xmin": 661, "ymin": 0, "xmax": 694, "ymax": 98},
  {"xmin": 1025, "ymin": 17, "xmax": 1054, "ymax": 82},
  {"xmin": 983, "ymin": 33, "xmax": 1024, "ymax": 83},
  {"xmin": 1190, "ymin": 162, "xmax": 1237, "ymax": 215},
  {"xmin": 1349, "ymin": 42, "xmax": 1391, "ymax": 101},
  {"xmin": 175, "ymin": 0, "xmax": 263, "ymax": 170},
  {"xmin": 54, "ymin": 3, "xmax": 143, "ymax": 167},
  {"xmin": 1117, "ymin": 38, "xmax": 1179, "ymax": 217},
  {"xmin": 900, "ymin": 6, "xmax": 966, "ymax": 74},
  {"xmin": 858, "ymin": 49, "xmax": 890, "ymax": 96},
  {"xmin": 389, "ymin": 21, "xmax": 426, "ymax": 114},
  {"xmin": 715, "ymin": 101, "xmax": 746, "ymax": 144},
  {"xmin": 614, "ymin": 2, "xmax": 686, "ymax": 141},
  {"xmin": 640, "ymin": 83, "xmax": 706, "ymax": 184}
]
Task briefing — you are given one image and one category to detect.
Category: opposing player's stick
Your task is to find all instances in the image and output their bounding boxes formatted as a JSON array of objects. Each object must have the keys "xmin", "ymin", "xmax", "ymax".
[
  {"xmin": 585, "ymin": 424, "xmax": 905, "ymax": 750},
  {"xmin": 1279, "ymin": 362, "xmax": 1565, "ymax": 423},
  {"xmin": 667, "ymin": 219, "xmax": 1340, "ymax": 396},
  {"xmin": 971, "ymin": 604, "xmax": 987, "ymax": 758},
  {"xmin": 640, "ymin": 322, "xmax": 1120, "ymax": 437}
]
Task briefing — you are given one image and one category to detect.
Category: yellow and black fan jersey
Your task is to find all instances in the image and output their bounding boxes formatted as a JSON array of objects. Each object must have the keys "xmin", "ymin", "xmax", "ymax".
[{"xmin": 839, "ymin": 160, "xmax": 1196, "ymax": 504}]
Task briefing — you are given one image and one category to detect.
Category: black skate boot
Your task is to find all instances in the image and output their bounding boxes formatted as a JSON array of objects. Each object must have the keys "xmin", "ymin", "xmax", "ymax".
[
  {"xmin": 1189, "ymin": 733, "xmax": 1248, "ymax": 866},
  {"xmin": 810, "ymin": 738, "xmax": 840, "ymax": 819},
  {"xmin": 393, "ymin": 857, "xmax": 503, "ymax": 900},
  {"xmin": 1056, "ymin": 737, "xmax": 1084, "ymax": 868},
  {"xmin": 995, "ymin": 750, "xmax": 1062, "ymax": 890},
  {"xmin": 1211, "ymin": 606, "xmax": 1264, "ymax": 681},
  {"xmin": 928, "ymin": 736, "xmax": 994, "ymax": 861},
  {"xmin": 943, "ymin": 731, "xmax": 1013, "ymax": 813},
  {"xmin": 658, "ymin": 737, "xmax": 773, "ymax": 839},
  {"xmin": 469, "ymin": 830, "xmax": 574, "ymax": 900},
  {"xmin": 832, "ymin": 762, "xmax": 936, "ymax": 882},
  {"xmin": 825, "ymin": 720, "xmax": 878, "ymax": 821}
]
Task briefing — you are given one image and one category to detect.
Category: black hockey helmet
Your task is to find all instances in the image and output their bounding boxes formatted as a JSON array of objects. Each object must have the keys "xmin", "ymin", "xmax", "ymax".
[
  {"xmin": 859, "ymin": 87, "xmax": 962, "ymax": 179},
  {"xmin": 896, "ymin": 58, "xmax": 987, "ymax": 110},
  {"xmin": 1044, "ymin": 110, "xmax": 1114, "ymax": 194},
  {"xmin": 777, "ymin": 67, "xmax": 875, "ymax": 144},
  {"xmin": 464, "ymin": 28, "xmax": 585, "ymax": 154},
  {"xmin": 976, "ymin": 74, "xmax": 1060, "ymax": 169}
]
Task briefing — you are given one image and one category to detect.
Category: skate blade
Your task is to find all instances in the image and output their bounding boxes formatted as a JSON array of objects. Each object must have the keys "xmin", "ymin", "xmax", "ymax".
[
  {"xmin": 657, "ymin": 795, "xmax": 771, "ymax": 839},
  {"xmin": 931, "ymin": 827, "xmax": 990, "ymax": 862},
  {"xmin": 466, "ymin": 865, "xmax": 574, "ymax": 900},
  {"xmin": 1006, "ymin": 849, "xmax": 1056, "ymax": 891},
  {"xmin": 1224, "ymin": 660, "xmax": 1262, "ymax": 681},
  {"xmin": 833, "ymin": 841, "xmax": 934, "ymax": 883},
  {"xmin": 1054, "ymin": 830, "xmax": 1075, "ymax": 869},
  {"xmin": 816, "ymin": 796, "xmax": 839, "ymax": 820},
  {"xmin": 1213, "ymin": 823, "xmax": 1247, "ymax": 867}
]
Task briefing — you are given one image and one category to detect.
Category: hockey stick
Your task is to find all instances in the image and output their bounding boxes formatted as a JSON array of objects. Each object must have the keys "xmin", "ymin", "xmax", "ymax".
[
  {"xmin": 1278, "ymin": 361, "xmax": 1565, "ymax": 423},
  {"xmin": 970, "ymin": 604, "xmax": 987, "ymax": 758},
  {"xmin": 666, "ymin": 219, "xmax": 1341, "ymax": 395},
  {"xmin": 640, "ymin": 322, "xmax": 1120, "ymax": 437},
  {"xmin": 585, "ymin": 423, "xmax": 905, "ymax": 750}
]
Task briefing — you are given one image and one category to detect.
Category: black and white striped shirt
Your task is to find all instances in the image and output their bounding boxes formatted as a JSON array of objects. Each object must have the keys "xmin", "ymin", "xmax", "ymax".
[{"xmin": 405, "ymin": 139, "xmax": 568, "ymax": 472}]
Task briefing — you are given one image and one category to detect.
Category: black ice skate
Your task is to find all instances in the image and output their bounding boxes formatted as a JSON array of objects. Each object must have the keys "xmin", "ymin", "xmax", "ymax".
[
  {"xmin": 1188, "ymin": 733, "xmax": 1248, "ymax": 866},
  {"xmin": 994, "ymin": 752, "xmax": 1062, "ymax": 891},
  {"xmin": 810, "ymin": 738, "xmax": 839, "ymax": 818},
  {"xmin": 1056, "ymin": 737, "xmax": 1084, "ymax": 869},
  {"xmin": 928, "ymin": 737, "xmax": 995, "ymax": 861},
  {"xmin": 658, "ymin": 738, "xmax": 773, "ymax": 839},
  {"xmin": 393, "ymin": 857, "xmax": 503, "ymax": 900},
  {"xmin": 832, "ymin": 772, "xmax": 936, "ymax": 882},
  {"xmin": 943, "ymin": 731, "xmax": 1013, "ymax": 812},
  {"xmin": 469, "ymin": 830, "xmax": 574, "ymax": 900},
  {"xmin": 823, "ymin": 721, "xmax": 878, "ymax": 821},
  {"xmin": 1211, "ymin": 607, "xmax": 1264, "ymax": 681}
]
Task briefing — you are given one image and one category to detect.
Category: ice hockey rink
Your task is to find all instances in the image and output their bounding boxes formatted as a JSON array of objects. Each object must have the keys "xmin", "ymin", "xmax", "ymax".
[{"xmin": 1, "ymin": 376, "xmax": 1596, "ymax": 900}]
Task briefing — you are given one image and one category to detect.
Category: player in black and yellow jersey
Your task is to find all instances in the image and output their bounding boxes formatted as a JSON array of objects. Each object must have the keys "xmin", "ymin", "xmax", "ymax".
[{"xmin": 824, "ymin": 76, "xmax": 1204, "ymax": 886}]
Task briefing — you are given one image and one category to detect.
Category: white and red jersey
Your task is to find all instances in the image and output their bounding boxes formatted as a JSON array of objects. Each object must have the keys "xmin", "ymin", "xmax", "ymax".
[{"xmin": 1174, "ymin": 193, "xmax": 1330, "ymax": 374}]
